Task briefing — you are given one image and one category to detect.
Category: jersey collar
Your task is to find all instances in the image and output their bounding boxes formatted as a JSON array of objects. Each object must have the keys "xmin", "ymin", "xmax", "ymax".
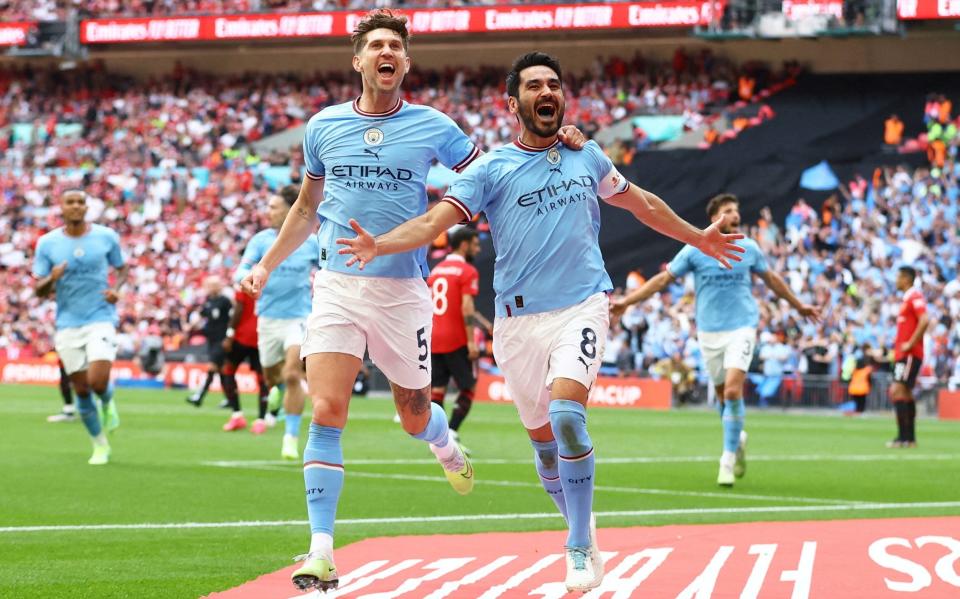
[
  {"xmin": 352, "ymin": 96, "xmax": 403, "ymax": 118},
  {"xmin": 513, "ymin": 137, "xmax": 560, "ymax": 152},
  {"xmin": 445, "ymin": 254, "xmax": 466, "ymax": 263}
]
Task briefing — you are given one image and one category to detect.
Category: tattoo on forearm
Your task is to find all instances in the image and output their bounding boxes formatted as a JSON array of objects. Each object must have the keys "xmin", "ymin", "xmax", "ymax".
[
  {"xmin": 465, "ymin": 314, "xmax": 478, "ymax": 327},
  {"xmin": 296, "ymin": 206, "xmax": 311, "ymax": 221},
  {"xmin": 391, "ymin": 384, "xmax": 431, "ymax": 416}
]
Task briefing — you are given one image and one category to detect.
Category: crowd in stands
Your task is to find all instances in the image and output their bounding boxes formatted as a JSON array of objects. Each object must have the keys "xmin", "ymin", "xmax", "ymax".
[
  {"xmin": 5, "ymin": 0, "xmax": 652, "ymax": 21},
  {"xmin": 0, "ymin": 53, "xmax": 742, "ymax": 362},
  {"xmin": 611, "ymin": 131, "xmax": 960, "ymax": 400},
  {"xmin": 3, "ymin": 54, "xmax": 957, "ymax": 403}
]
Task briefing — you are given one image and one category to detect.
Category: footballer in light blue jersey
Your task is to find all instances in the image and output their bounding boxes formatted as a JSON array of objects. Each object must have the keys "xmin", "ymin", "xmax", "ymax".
[
  {"xmin": 302, "ymin": 98, "xmax": 479, "ymax": 279},
  {"xmin": 235, "ymin": 187, "xmax": 318, "ymax": 459},
  {"xmin": 33, "ymin": 223, "xmax": 125, "ymax": 330},
  {"xmin": 32, "ymin": 190, "xmax": 129, "ymax": 465},
  {"xmin": 338, "ymin": 51, "xmax": 744, "ymax": 592},
  {"xmin": 445, "ymin": 139, "xmax": 618, "ymax": 317},
  {"xmin": 667, "ymin": 236, "xmax": 768, "ymax": 333},
  {"xmin": 614, "ymin": 193, "xmax": 819, "ymax": 489},
  {"xmin": 235, "ymin": 227, "xmax": 318, "ymax": 320}
]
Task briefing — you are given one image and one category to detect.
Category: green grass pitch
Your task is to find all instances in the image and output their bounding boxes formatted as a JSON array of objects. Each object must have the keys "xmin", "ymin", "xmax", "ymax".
[{"xmin": 1, "ymin": 383, "xmax": 958, "ymax": 598}]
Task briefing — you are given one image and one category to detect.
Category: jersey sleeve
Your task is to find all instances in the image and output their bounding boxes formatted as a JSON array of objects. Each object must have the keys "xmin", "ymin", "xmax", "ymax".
[
  {"xmin": 909, "ymin": 290, "xmax": 927, "ymax": 316},
  {"xmin": 433, "ymin": 111, "xmax": 480, "ymax": 173},
  {"xmin": 107, "ymin": 229, "xmax": 126, "ymax": 268},
  {"xmin": 302, "ymin": 113, "xmax": 326, "ymax": 181},
  {"xmin": 748, "ymin": 240, "xmax": 769, "ymax": 274},
  {"xmin": 442, "ymin": 159, "xmax": 489, "ymax": 224},
  {"xmin": 666, "ymin": 245, "xmax": 694, "ymax": 279},
  {"xmin": 32, "ymin": 237, "xmax": 51, "ymax": 278},
  {"xmin": 585, "ymin": 141, "xmax": 630, "ymax": 199},
  {"xmin": 234, "ymin": 236, "xmax": 264, "ymax": 283},
  {"xmin": 463, "ymin": 265, "xmax": 480, "ymax": 296}
]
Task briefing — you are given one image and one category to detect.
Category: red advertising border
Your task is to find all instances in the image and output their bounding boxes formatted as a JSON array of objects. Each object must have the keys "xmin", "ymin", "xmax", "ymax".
[
  {"xmin": 474, "ymin": 371, "xmax": 672, "ymax": 410},
  {"xmin": 897, "ymin": 0, "xmax": 960, "ymax": 20},
  {"xmin": 80, "ymin": 2, "xmax": 726, "ymax": 44},
  {"xmin": 0, "ymin": 22, "xmax": 35, "ymax": 47}
]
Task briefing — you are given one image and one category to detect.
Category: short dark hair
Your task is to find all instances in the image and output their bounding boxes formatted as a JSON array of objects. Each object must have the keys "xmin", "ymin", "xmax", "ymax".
[
  {"xmin": 898, "ymin": 265, "xmax": 917, "ymax": 282},
  {"xmin": 279, "ymin": 185, "xmax": 299, "ymax": 207},
  {"xmin": 506, "ymin": 52, "xmax": 562, "ymax": 100},
  {"xmin": 706, "ymin": 193, "xmax": 739, "ymax": 218},
  {"xmin": 449, "ymin": 227, "xmax": 478, "ymax": 251},
  {"xmin": 351, "ymin": 9, "xmax": 409, "ymax": 55}
]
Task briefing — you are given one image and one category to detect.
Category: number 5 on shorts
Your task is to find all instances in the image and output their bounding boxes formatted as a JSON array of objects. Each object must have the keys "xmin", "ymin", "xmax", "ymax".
[{"xmin": 416, "ymin": 327, "xmax": 428, "ymax": 363}]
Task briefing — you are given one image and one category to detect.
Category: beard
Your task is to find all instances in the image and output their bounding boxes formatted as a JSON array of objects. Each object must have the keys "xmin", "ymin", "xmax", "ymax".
[{"xmin": 518, "ymin": 101, "xmax": 565, "ymax": 139}]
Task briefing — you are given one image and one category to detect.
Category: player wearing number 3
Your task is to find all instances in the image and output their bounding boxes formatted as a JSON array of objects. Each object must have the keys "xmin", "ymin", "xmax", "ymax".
[{"xmin": 338, "ymin": 52, "xmax": 746, "ymax": 592}]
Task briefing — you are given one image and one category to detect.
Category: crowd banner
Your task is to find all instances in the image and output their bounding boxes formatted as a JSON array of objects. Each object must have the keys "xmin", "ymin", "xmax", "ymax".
[
  {"xmin": 80, "ymin": 2, "xmax": 726, "ymax": 44},
  {"xmin": 939, "ymin": 389, "xmax": 960, "ymax": 421},
  {"xmin": 473, "ymin": 371, "xmax": 672, "ymax": 410},
  {"xmin": 897, "ymin": 0, "xmax": 960, "ymax": 19},
  {"xmin": 0, "ymin": 358, "xmax": 258, "ymax": 394},
  {"xmin": 0, "ymin": 23, "xmax": 35, "ymax": 47}
]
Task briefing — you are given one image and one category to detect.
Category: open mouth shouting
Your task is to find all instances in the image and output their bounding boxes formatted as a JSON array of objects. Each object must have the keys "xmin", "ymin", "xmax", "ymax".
[
  {"xmin": 535, "ymin": 101, "xmax": 558, "ymax": 120},
  {"xmin": 376, "ymin": 62, "xmax": 397, "ymax": 83}
]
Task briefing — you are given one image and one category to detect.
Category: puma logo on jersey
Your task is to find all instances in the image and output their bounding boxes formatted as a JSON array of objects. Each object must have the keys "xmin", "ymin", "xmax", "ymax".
[{"xmin": 363, "ymin": 148, "xmax": 382, "ymax": 161}]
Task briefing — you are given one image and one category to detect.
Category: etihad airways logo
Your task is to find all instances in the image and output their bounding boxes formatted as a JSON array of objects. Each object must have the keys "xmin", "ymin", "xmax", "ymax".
[
  {"xmin": 516, "ymin": 175, "xmax": 596, "ymax": 214},
  {"xmin": 331, "ymin": 164, "xmax": 414, "ymax": 191}
]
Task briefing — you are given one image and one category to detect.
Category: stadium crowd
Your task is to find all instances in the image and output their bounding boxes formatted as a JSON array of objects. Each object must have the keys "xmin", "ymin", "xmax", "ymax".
[
  {"xmin": 3, "ymin": 0, "xmax": 652, "ymax": 21},
  {"xmin": 612, "ymin": 155, "xmax": 960, "ymax": 395},
  {"xmin": 2, "ymin": 56, "xmax": 956, "ymax": 397}
]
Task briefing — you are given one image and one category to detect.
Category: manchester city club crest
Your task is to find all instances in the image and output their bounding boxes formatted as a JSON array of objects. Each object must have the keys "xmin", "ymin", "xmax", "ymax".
[
  {"xmin": 73, "ymin": 247, "xmax": 85, "ymax": 258},
  {"xmin": 363, "ymin": 127, "xmax": 384, "ymax": 146},
  {"xmin": 546, "ymin": 147, "xmax": 561, "ymax": 165}
]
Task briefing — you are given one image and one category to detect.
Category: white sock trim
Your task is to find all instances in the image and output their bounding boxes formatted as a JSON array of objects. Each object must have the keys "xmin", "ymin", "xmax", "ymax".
[{"xmin": 309, "ymin": 532, "xmax": 334, "ymax": 557}]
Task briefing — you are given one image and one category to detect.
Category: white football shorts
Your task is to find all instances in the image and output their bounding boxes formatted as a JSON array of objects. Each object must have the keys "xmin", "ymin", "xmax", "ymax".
[
  {"xmin": 493, "ymin": 292, "xmax": 609, "ymax": 430},
  {"xmin": 697, "ymin": 326, "xmax": 757, "ymax": 386},
  {"xmin": 55, "ymin": 321, "xmax": 118, "ymax": 375},
  {"xmin": 301, "ymin": 269, "xmax": 432, "ymax": 390}
]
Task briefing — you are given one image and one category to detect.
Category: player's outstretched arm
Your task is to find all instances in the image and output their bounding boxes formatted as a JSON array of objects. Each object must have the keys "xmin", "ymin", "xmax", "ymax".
[
  {"xmin": 336, "ymin": 201, "xmax": 464, "ymax": 270},
  {"xmin": 757, "ymin": 270, "xmax": 821, "ymax": 323},
  {"xmin": 604, "ymin": 184, "xmax": 745, "ymax": 269},
  {"xmin": 241, "ymin": 178, "xmax": 323, "ymax": 298},
  {"xmin": 610, "ymin": 270, "xmax": 675, "ymax": 321}
]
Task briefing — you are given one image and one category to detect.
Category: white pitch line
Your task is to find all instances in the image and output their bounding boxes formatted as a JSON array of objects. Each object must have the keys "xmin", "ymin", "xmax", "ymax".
[
  {"xmin": 343, "ymin": 471, "xmax": 866, "ymax": 507},
  {"xmin": 3, "ymin": 501, "xmax": 960, "ymax": 534},
  {"xmin": 203, "ymin": 453, "xmax": 960, "ymax": 468},
  {"xmin": 203, "ymin": 461, "xmax": 864, "ymax": 506}
]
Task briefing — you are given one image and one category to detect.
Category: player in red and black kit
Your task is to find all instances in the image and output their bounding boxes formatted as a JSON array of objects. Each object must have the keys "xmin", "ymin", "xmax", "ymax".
[
  {"xmin": 888, "ymin": 266, "xmax": 930, "ymax": 448},
  {"xmin": 427, "ymin": 228, "xmax": 484, "ymax": 454},
  {"xmin": 221, "ymin": 286, "xmax": 272, "ymax": 434}
]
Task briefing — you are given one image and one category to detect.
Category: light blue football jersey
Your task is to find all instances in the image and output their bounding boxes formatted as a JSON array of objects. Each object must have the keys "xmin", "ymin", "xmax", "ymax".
[
  {"xmin": 444, "ymin": 139, "xmax": 625, "ymax": 317},
  {"xmin": 235, "ymin": 229, "xmax": 318, "ymax": 319},
  {"xmin": 32, "ymin": 224, "xmax": 125, "ymax": 330},
  {"xmin": 667, "ymin": 237, "xmax": 769, "ymax": 333},
  {"xmin": 303, "ymin": 98, "xmax": 479, "ymax": 279}
]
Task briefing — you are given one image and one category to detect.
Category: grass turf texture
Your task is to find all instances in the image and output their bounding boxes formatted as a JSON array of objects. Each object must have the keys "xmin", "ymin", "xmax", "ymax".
[{"xmin": 1, "ymin": 383, "xmax": 958, "ymax": 598}]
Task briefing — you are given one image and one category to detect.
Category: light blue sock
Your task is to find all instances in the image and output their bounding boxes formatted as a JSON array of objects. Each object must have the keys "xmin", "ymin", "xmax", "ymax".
[
  {"xmin": 412, "ymin": 402, "xmax": 450, "ymax": 447},
  {"xmin": 550, "ymin": 399, "xmax": 594, "ymax": 549},
  {"xmin": 722, "ymin": 399, "xmax": 745, "ymax": 453},
  {"xmin": 303, "ymin": 424, "xmax": 344, "ymax": 535},
  {"xmin": 285, "ymin": 413, "xmax": 302, "ymax": 437},
  {"xmin": 76, "ymin": 393, "xmax": 102, "ymax": 437},
  {"xmin": 532, "ymin": 439, "xmax": 567, "ymax": 521},
  {"xmin": 96, "ymin": 382, "xmax": 114, "ymax": 405}
]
